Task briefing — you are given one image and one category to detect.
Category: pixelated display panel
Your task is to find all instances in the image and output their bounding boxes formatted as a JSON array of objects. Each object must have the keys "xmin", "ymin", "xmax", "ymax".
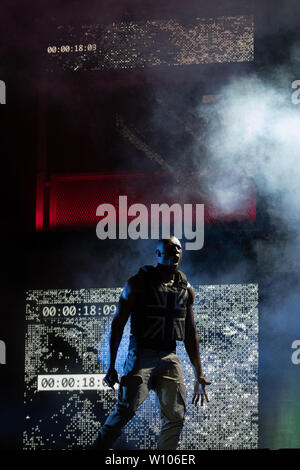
[
  {"xmin": 48, "ymin": 173, "xmax": 256, "ymax": 230},
  {"xmin": 46, "ymin": 15, "xmax": 254, "ymax": 72},
  {"xmin": 23, "ymin": 284, "xmax": 258, "ymax": 450}
]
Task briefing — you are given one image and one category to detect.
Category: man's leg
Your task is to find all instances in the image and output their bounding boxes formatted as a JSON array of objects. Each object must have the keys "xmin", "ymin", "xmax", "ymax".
[
  {"xmin": 155, "ymin": 378, "xmax": 186, "ymax": 450},
  {"xmin": 94, "ymin": 373, "xmax": 151, "ymax": 449}
]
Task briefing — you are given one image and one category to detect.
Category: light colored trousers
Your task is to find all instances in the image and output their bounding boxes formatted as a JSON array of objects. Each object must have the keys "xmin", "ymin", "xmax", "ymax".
[{"xmin": 99, "ymin": 348, "xmax": 186, "ymax": 450}]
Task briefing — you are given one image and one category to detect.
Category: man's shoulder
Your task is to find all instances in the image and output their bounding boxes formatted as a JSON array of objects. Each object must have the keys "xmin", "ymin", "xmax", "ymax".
[
  {"xmin": 177, "ymin": 269, "xmax": 188, "ymax": 285},
  {"xmin": 126, "ymin": 265, "xmax": 156, "ymax": 290},
  {"xmin": 186, "ymin": 282, "xmax": 195, "ymax": 303}
]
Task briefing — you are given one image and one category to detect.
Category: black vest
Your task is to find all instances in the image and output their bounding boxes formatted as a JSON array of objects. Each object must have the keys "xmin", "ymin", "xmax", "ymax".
[{"xmin": 130, "ymin": 265, "xmax": 189, "ymax": 350}]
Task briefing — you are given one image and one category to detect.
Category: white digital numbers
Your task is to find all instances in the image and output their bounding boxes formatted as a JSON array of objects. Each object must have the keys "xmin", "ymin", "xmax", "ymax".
[
  {"xmin": 41, "ymin": 304, "xmax": 117, "ymax": 317},
  {"xmin": 47, "ymin": 44, "xmax": 97, "ymax": 54},
  {"xmin": 38, "ymin": 374, "xmax": 117, "ymax": 391}
]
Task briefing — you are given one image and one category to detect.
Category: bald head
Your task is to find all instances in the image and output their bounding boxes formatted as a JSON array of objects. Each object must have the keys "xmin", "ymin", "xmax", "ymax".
[
  {"xmin": 156, "ymin": 236, "xmax": 182, "ymax": 251},
  {"xmin": 155, "ymin": 237, "xmax": 183, "ymax": 269}
]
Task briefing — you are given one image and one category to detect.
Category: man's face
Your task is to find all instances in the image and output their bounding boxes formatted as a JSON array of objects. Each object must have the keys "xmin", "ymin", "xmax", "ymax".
[{"xmin": 156, "ymin": 238, "xmax": 183, "ymax": 269}]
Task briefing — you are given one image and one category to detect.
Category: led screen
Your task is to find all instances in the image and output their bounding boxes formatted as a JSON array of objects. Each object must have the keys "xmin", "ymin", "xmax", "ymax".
[{"xmin": 24, "ymin": 284, "xmax": 258, "ymax": 450}]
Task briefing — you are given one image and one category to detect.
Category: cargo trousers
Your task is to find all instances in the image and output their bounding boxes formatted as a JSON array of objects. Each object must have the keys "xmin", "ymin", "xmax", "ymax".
[{"xmin": 97, "ymin": 347, "xmax": 186, "ymax": 450}]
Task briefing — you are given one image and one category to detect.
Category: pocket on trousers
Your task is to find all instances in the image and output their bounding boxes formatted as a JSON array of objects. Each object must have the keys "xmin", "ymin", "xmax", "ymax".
[{"xmin": 118, "ymin": 374, "xmax": 143, "ymax": 412}]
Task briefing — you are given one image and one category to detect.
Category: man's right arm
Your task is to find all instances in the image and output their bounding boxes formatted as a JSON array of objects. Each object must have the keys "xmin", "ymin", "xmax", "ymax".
[{"xmin": 104, "ymin": 279, "xmax": 136, "ymax": 388}]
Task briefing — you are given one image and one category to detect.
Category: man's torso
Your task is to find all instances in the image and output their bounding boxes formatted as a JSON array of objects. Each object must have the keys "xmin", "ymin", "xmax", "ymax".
[{"xmin": 129, "ymin": 265, "xmax": 189, "ymax": 352}]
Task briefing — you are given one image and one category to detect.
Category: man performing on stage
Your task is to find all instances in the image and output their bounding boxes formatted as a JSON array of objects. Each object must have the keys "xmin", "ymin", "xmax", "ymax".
[{"xmin": 94, "ymin": 236, "xmax": 211, "ymax": 450}]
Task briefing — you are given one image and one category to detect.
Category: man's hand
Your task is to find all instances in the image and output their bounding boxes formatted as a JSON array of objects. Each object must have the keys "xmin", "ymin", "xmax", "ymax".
[
  {"xmin": 192, "ymin": 377, "xmax": 211, "ymax": 406},
  {"xmin": 103, "ymin": 367, "xmax": 119, "ymax": 390}
]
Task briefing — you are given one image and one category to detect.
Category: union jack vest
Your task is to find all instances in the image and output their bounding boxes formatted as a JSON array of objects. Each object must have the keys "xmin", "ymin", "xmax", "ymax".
[{"xmin": 130, "ymin": 265, "xmax": 189, "ymax": 350}]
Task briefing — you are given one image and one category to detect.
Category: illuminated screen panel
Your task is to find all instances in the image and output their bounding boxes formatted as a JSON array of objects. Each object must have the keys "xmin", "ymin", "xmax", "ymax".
[
  {"xmin": 46, "ymin": 174, "xmax": 256, "ymax": 230},
  {"xmin": 23, "ymin": 284, "xmax": 258, "ymax": 450},
  {"xmin": 46, "ymin": 15, "xmax": 254, "ymax": 72}
]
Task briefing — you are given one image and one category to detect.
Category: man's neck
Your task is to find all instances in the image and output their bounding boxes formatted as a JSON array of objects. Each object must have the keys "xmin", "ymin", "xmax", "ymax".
[{"xmin": 156, "ymin": 263, "xmax": 177, "ymax": 283}]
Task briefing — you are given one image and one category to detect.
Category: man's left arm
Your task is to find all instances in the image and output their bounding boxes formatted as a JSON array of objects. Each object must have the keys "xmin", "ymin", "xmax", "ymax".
[{"xmin": 184, "ymin": 284, "xmax": 211, "ymax": 406}]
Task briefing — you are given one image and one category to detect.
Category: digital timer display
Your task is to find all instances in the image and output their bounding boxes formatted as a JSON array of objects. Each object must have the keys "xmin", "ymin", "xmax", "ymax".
[
  {"xmin": 47, "ymin": 44, "xmax": 97, "ymax": 54},
  {"xmin": 23, "ymin": 285, "xmax": 259, "ymax": 450},
  {"xmin": 41, "ymin": 303, "xmax": 116, "ymax": 317},
  {"xmin": 45, "ymin": 15, "xmax": 254, "ymax": 72},
  {"xmin": 37, "ymin": 374, "xmax": 115, "ymax": 391}
]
